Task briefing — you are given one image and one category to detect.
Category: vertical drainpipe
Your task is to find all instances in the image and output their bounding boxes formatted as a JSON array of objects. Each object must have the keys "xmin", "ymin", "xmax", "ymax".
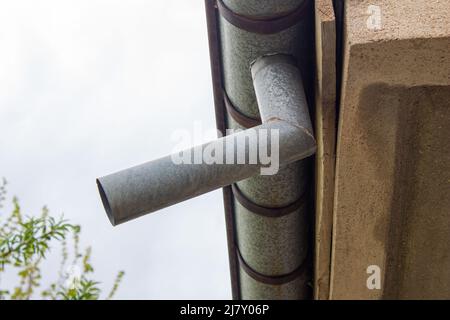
[
  {"xmin": 97, "ymin": 0, "xmax": 316, "ymax": 300},
  {"xmin": 218, "ymin": 0, "xmax": 314, "ymax": 299},
  {"xmin": 96, "ymin": 53, "xmax": 316, "ymax": 298}
]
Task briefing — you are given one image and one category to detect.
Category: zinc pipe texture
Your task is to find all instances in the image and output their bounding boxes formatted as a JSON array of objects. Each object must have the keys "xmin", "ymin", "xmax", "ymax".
[
  {"xmin": 220, "ymin": 0, "xmax": 310, "ymax": 118},
  {"xmin": 97, "ymin": 117, "xmax": 315, "ymax": 226},
  {"xmin": 232, "ymin": 54, "xmax": 313, "ymax": 299},
  {"xmin": 239, "ymin": 267, "xmax": 310, "ymax": 300},
  {"xmin": 219, "ymin": 0, "xmax": 313, "ymax": 300}
]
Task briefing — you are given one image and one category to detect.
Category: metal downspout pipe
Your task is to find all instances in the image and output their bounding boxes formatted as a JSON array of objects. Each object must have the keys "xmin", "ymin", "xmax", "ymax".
[
  {"xmin": 217, "ymin": 0, "xmax": 314, "ymax": 299},
  {"xmin": 97, "ymin": 55, "xmax": 314, "ymax": 227},
  {"xmin": 97, "ymin": 0, "xmax": 315, "ymax": 300}
]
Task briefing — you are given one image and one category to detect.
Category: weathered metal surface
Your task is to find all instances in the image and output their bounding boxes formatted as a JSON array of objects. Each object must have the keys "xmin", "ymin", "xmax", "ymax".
[
  {"xmin": 217, "ymin": 0, "xmax": 309, "ymax": 35},
  {"xmin": 221, "ymin": 0, "xmax": 304, "ymax": 17},
  {"xmin": 239, "ymin": 265, "xmax": 310, "ymax": 300},
  {"xmin": 219, "ymin": 0, "xmax": 309, "ymax": 118},
  {"xmin": 97, "ymin": 118, "xmax": 315, "ymax": 226},
  {"xmin": 251, "ymin": 54, "xmax": 313, "ymax": 134},
  {"xmin": 235, "ymin": 199, "xmax": 309, "ymax": 276},
  {"xmin": 224, "ymin": 90, "xmax": 262, "ymax": 128},
  {"xmin": 216, "ymin": 0, "xmax": 314, "ymax": 300},
  {"xmin": 236, "ymin": 162, "xmax": 309, "ymax": 207},
  {"xmin": 205, "ymin": 0, "xmax": 315, "ymax": 299},
  {"xmin": 231, "ymin": 183, "xmax": 307, "ymax": 218},
  {"xmin": 226, "ymin": 110, "xmax": 310, "ymax": 213},
  {"xmin": 230, "ymin": 54, "xmax": 314, "ymax": 299}
]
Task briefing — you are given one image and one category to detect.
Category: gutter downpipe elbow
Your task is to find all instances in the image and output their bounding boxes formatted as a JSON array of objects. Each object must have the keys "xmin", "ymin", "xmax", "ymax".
[
  {"xmin": 251, "ymin": 54, "xmax": 316, "ymax": 163},
  {"xmin": 97, "ymin": 53, "xmax": 315, "ymax": 226}
]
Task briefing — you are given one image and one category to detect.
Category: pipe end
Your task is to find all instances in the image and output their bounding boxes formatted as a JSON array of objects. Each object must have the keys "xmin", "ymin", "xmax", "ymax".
[{"xmin": 96, "ymin": 178, "xmax": 117, "ymax": 226}]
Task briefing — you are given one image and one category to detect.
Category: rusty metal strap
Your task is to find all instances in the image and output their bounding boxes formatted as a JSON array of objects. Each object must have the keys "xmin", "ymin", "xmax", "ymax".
[
  {"xmin": 216, "ymin": 0, "xmax": 309, "ymax": 34},
  {"xmin": 223, "ymin": 90, "xmax": 262, "ymax": 128},
  {"xmin": 236, "ymin": 249, "xmax": 310, "ymax": 285},
  {"xmin": 231, "ymin": 183, "xmax": 306, "ymax": 218}
]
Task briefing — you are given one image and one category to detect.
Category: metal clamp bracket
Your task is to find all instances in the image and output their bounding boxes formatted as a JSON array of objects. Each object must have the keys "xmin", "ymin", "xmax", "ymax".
[{"xmin": 217, "ymin": 0, "xmax": 310, "ymax": 34}]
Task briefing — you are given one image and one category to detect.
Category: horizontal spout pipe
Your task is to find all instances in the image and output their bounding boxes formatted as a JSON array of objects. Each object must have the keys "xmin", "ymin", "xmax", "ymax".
[{"xmin": 97, "ymin": 54, "xmax": 315, "ymax": 226}]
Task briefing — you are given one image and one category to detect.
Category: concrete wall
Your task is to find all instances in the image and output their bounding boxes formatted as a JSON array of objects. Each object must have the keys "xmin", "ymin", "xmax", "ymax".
[{"xmin": 323, "ymin": 0, "xmax": 450, "ymax": 299}]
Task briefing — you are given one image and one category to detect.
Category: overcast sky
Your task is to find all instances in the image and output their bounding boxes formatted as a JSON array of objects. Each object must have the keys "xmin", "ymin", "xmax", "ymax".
[{"xmin": 0, "ymin": 0, "xmax": 231, "ymax": 299}]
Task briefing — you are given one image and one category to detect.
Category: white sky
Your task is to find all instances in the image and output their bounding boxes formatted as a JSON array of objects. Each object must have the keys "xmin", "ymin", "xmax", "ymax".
[{"xmin": 0, "ymin": 0, "xmax": 231, "ymax": 299}]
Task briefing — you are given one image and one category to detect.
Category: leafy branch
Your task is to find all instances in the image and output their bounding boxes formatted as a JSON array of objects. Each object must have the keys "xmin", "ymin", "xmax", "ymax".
[{"xmin": 0, "ymin": 178, "xmax": 124, "ymax": 300}]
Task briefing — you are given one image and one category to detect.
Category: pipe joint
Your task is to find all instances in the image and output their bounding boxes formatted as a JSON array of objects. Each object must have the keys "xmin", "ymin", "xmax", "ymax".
[{"xmin": 97, "ymin": 54, "xmax": 315, "ymax": 226}]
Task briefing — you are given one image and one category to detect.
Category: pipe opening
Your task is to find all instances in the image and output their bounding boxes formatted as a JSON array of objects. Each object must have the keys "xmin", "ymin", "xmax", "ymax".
[{"xmin": 96, "ymin": 178, "xmax": 116, "ymax": 226}]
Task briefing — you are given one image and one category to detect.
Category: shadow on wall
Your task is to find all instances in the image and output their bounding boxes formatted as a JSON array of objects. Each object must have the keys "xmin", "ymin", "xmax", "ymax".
[{"xmin": 357, "ymin": 84, "xmax": 450, "ymax": 299}]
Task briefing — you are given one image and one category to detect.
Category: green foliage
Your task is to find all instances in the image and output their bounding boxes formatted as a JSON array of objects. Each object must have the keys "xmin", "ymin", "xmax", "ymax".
[{"xmin": 0, "ymin": 178, "xmax": 124, "ymax": 300}]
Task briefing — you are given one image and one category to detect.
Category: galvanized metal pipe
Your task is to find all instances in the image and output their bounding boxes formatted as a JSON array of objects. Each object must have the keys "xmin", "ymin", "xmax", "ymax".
[
  {"xmin": 216, "ymin": 0, "xmax": 314, "ymax": 300},
  {"xmin": 252, "ymin": 54, "xmax": 313, "ymax": 139},
  {"xmin": 237, "ymin": 54, "xmax": 313, "ymax": 299},
  {"xmin": 97, "ymin": 55, "xmax": 315, "ymax": 227},
  {"xmin": 219, "ymin": 0, "xmax": 309, "ymax": 118}
]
